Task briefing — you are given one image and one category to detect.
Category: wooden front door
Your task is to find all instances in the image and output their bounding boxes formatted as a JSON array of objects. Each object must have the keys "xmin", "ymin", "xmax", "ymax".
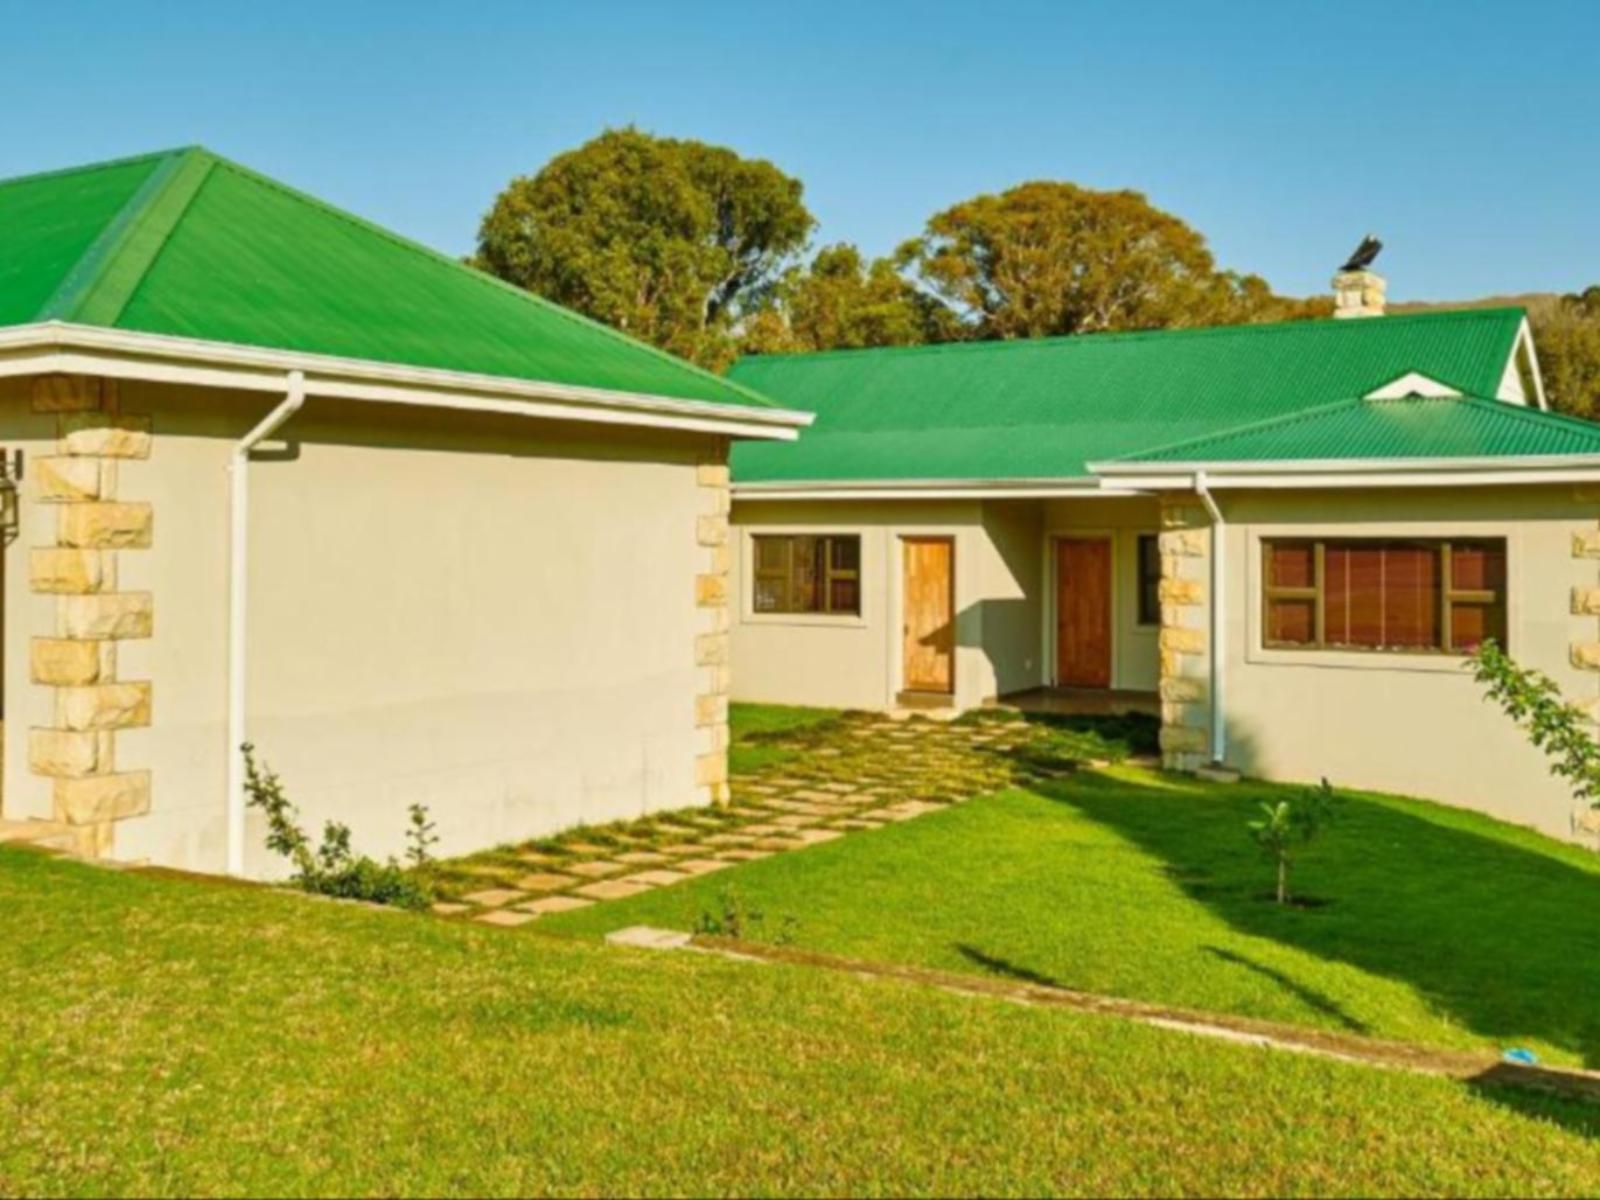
[
  {"xmin": 902, "ymin": 536, "xmax": 955, "ymax": 693},
  {"xmin": 1056, "ymin": 538, "xmax": 1112, "ymax": 688}
]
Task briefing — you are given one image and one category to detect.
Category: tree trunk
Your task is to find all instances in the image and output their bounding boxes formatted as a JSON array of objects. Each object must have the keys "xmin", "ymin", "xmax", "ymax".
[{"xmin": 1277, "ymin": 856, "xmax": 1288, "ymax": 905}]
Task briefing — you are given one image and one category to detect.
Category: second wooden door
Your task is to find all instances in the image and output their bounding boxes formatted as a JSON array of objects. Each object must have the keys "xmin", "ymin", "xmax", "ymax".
[{"xmin": 1056, "ymin": 538, "xmax": 1112, "ymax": 688}]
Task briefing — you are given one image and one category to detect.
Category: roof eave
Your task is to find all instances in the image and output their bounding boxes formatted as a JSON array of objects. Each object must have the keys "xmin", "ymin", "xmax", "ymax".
[
  {"xmin": 732, "ymin": 476, "xmax": 1151, "ymax": 500},
  {"xmin": 0, "ymin": 322, "xmax": 813, "ymax": 441},
  {"xmin": 1089, "ymin": 454, "xmax": 1600, "ymax": 490}
]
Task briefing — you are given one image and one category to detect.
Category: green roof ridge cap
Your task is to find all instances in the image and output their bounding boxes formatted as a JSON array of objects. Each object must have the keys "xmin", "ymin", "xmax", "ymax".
[
  {"xmin": 184, "ymin": 150, "xmax": 784, "ymax": 410},
  {"xmin": 41, "ymin": 147, "xmax": 217, "ymax": 326},
  {"xmin": 732, "ymin": 306, "xmax": 1531, "ymax": 369}
]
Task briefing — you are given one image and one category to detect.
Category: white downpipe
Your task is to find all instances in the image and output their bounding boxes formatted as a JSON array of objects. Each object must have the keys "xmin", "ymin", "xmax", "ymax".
[
  {"xmin": 225, "ymin": 372, "xmax": 307, "ymax": 876},
  {"xmin": 1194, "ymin": 471, "xmax": 1226, "ymax": 766}
]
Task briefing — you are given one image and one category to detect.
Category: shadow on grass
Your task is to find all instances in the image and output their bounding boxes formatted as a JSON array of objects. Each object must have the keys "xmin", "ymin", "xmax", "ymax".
[
  {"xmin": 1035, "ymin": 771, "xmax": 1600, "ymax": 1070},
  {"xmin": 955, "ymin": 944, "xmax": 1069, "ymax": 990},
  {"xmin": 1202, "ymin": 946, "xmax": 1370, "ymax": 1035}
]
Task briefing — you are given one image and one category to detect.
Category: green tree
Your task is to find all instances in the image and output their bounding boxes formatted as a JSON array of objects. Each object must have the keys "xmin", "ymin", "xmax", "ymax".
[
  {"xmin": 475, "ymin": 128, "xmax": 814, "ymax": 370},
  {"xmin": 741, "ymin": 243, "xmax": 958, "ymax": 354},
  {"xmin": 901, "ymin": 181, "xmax": 1327, "ymax": 339},
  {"xmin": 1530, "ymin": 288, "xmax": 1600, "ymax": 417}
]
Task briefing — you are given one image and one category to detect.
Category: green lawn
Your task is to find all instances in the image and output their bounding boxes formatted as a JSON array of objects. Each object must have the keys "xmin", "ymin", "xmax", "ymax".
[
  {"xmin": 545, "ymin": 764, "xmax": 1600, "ymax": 1070},
  {"xmin": 2, "ymin": 846, "xmax": 1599, "ymax": 1197},
  {"xmin": 728, "ymin": 701, "xmax": 843, "ymax": 773}
]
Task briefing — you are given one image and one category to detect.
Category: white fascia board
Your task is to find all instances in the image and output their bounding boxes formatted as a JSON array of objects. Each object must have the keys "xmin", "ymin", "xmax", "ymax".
[
  {"xmin": 732, "ymin": 477, "xmax": 1150, "ymax": 501},
  {"xmin": 1500, "ymin": 316, "xmax": 1549, "ymax": 410},
  {"xmin": 0, "ymin": 322, "xmax": 812, "ymax": 441},
  {"xmin": 1092, "ymin": 460, "xmax": 1600, "ymax": 490}
]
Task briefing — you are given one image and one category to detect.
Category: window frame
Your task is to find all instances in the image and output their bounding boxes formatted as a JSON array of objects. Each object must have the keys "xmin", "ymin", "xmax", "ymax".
[
  {"xmin": 1260, "ymin": 536, "xmax": 1506, "ymax": 656},
  {"xmin": 1135, "ymin": 532, "xmax": 1161, "ymax": 627},
  {"xmin": 749, "ymin": 533, "xmax": 863, "ymax": 618}
]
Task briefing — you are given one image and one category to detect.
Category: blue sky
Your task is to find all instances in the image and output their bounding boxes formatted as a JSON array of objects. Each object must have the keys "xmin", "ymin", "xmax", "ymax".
[{"xmin": 2, "ymin": 0, "xmax": 1594, "ymax": 302}]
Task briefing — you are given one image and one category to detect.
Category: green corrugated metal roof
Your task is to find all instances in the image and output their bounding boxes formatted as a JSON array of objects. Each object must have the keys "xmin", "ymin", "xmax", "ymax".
[
  {"xmin": 728, "ymin": 309, "xmax": 1529, "ymax": 482},
  {"xmin": 1104, "ymin": 394, "xmax": 1600, "ymax": 465},
  {"xmin": 0, "ymin": 147, "xmax": 780, "ymax": 411}
]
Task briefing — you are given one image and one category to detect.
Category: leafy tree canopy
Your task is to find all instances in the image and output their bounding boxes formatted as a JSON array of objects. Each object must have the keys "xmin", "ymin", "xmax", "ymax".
[
  {"xmin": 741, "ymin": 243, "xmax": 959, "ymax": 355},
  {"xmin": 475, "ymin": 128, "xmax": 814, "ymax": 370},
  {"xmin": 899, "ymin": 181, "xmax": 1328, "ymax": 340},
  {"xmin": 1529, "ymin": 287, "xmax": 1600, "ymax": 417}
]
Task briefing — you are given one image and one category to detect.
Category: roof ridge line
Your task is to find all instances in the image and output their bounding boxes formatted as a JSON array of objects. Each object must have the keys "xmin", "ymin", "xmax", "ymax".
[
  {"xmin": 732, "ymin": 306, "xmax": 1531, "ymax": 369},
  {"xmin": 38, "ymin": 148, "xmax": 216, "ymax": 325},
  {"xmin": 192, "ymin": 152, "xmax": 785, "ymax": 411},
  {"xmin": 1103, "ymin": 395, "xmax": 1366, "ymax": 463}
]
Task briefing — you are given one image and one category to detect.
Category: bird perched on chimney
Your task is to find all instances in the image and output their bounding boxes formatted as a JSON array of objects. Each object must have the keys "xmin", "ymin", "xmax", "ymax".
[{"xmin": 1340, "ymin": 235, "xmax": 1383, "ymax": 273}]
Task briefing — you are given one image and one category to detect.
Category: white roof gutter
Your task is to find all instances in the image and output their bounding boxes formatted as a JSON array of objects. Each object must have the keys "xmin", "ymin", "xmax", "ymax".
[
  {"xmin": 1091, "ymin": 459, "xmax": 1600, "ymax": 491},
  {"xmin": 0, "ymin": 322, "xmax": 813, "ymax": 442},
  {"xmin": 226, "ymin": 372, "xmax": 306, "ymax": 876},
  {"xmin": 733, "ymin": 477, "xmax": 1149, "ymax": 501},
  {"xmin": 1193, "ymin": 471, "xmax": 1227, "ymax": 768}
]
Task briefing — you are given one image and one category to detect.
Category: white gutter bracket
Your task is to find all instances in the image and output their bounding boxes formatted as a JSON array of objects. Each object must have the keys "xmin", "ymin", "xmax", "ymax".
[
  {"xmin": 1193, "ymin": 471, "xmax": 1227, "ymax": 768},
  {"xmin": 225, "ymin": 371, "xmax": 307, "ymax": 876}
]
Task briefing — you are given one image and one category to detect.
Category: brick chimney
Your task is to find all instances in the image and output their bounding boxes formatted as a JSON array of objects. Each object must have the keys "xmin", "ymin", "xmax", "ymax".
[{"xmin": 1332, "ymin": 268, "xmax": 1386, "ymax": 318}]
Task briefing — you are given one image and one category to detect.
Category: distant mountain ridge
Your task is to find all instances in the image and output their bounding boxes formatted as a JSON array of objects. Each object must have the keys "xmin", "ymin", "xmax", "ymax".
[{"xmin": 1390, "ymin": 293, "xmax": 1561, "ymax": 318}]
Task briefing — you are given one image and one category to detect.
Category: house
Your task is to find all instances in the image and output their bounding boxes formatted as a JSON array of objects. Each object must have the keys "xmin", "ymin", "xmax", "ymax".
[
  {"xmin": 725, "ymin": 276, "xmax": 1600, "ymax": 845},
  {"xmin": 0, "ymin": 147, "xmax": 807, "ymax": 874}
]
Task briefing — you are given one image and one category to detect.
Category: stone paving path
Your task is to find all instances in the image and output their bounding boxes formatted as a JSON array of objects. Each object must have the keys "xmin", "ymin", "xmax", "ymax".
[{"xmin": 431, "ymin": 710, "xmax": 1050, "ymax": 928}]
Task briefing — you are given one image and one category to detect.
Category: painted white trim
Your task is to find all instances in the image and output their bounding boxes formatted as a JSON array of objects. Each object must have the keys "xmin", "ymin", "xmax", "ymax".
[
  {"xmin": 735, "ymin": 479, "xmax": 1146, "ymax": 501},
  {"xmin": 1363, "ymin": 372, "xmax": 1462, "ymax": 400},
  {"xmin": 226, "ymin": 373, "xmax": 307, "ymax": 877},
  {"xmin": 1194, "ymin": 472, "xmax": 1226, "ymax": 766},
  {"xmin": 0, "ymin": 322, "xmax": 811, "ymax": 441},
  {"xmin": 1500, "ymin": 317, "xmax": 1549, "ymax": 410},
  {"xmin": 1098, "ymin": 469, "xmax": 1600, "ymax": 490}
]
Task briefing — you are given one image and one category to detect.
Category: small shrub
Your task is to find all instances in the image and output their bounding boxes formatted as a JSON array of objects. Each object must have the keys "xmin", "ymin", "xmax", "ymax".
[
  {"xmin": 242, "ymin": 744, "xmax": 434, "ymax": 911},
  {"xmin": 1248, "ymin": 778, "xmax": 1338, "ymax": 905},
  {"xmin": 1472, "ymin": 638, "xmax": 1600, "ymax": 810},
  {"xmin": 695, "ymin": 886, "xmax": 796, "ymax": 944}
]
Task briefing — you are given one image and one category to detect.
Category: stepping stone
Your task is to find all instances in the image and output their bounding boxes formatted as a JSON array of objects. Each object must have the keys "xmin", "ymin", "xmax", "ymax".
[
  {"xmin": 752, "ymin": 838, "xmax": 798, "ymax": 852},
  {"xmin": 475, "ymin": 909, "xmax": 536, "ymax": 927},
  {"xmin": 515, "ymin": 872, "xmax": 580, "ymax": 893},
  {"xmin": 676, "ymin": 858, "xmax": 734, "ymax": 876},
  {"xmin": 790, "ymin": 828, "xmax": 844, "ymax": 846},
  {"xmin": 740, "ymin": 823, "xmax": 786, "ymax": 837},
  {"xmin": 725, "ymin": 807, "xmax": 771, "ymax": 818},
  {"xmin": 430, "ymin": 902, "xmax": 472, "ymax": 916},
  {"xmin": 460, "ymin": 888, "xmax": 526, "ymax": 908},
  {"xmin": 561, "ymin": 841, "xmax": 614, "ymax": 855},
  {"xmin": 517, "ymin": 895, "xmax": 595, "ymax": 916},
  {"xmin": 564, "ymin": 860, "xmax": 626, "ymax": 879},
  {"xmin": 573, "ymin": 879, "xmax": 655, "ymax": 901},
  {"xmin": 615, "ymin": 850, "xmax": 672, "ymax": 866},
  {"xmin": 660, "ymin": 843, "xmax": 715, "ymax": 856},
  {"xmin": 623, "ymin": 869, "xmax": 690, "ymax": 887},
  {"xmin": 771, "ymin": 814, "xmax": 820, "ymax": 829},
  {"xmin": 516, "ymin": 851, "xmax": 562, "ymax": 866},
  {"xmin": 715, "ymin": 849, "xmax": 773, "ymax": 863},
  {"xmin": 703, "ymin": 833, "xmax": 754, "ymax": 847},
  {"xmin": 882, "ymin": 801, "xmax": 944, "ymax": 821},
  {"xmin": 830, "ymin": 819, "xmax": 882, "ymax": 831}
]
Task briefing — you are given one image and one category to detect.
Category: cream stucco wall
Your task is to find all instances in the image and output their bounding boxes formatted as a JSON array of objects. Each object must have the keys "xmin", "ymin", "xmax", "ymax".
[
  {"xmin": 1211, "ymin": 485, "xmax": 1600, "ymax": 840},
  {"xmin": 3, "ymin": 378, "xmax": 722, "ymax": 875}
]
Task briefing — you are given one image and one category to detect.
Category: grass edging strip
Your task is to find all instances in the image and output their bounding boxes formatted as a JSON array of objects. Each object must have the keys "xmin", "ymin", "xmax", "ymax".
[{"xmin": 662, "ymin": 930, "xmax": 1600, "ymax": 1104}]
